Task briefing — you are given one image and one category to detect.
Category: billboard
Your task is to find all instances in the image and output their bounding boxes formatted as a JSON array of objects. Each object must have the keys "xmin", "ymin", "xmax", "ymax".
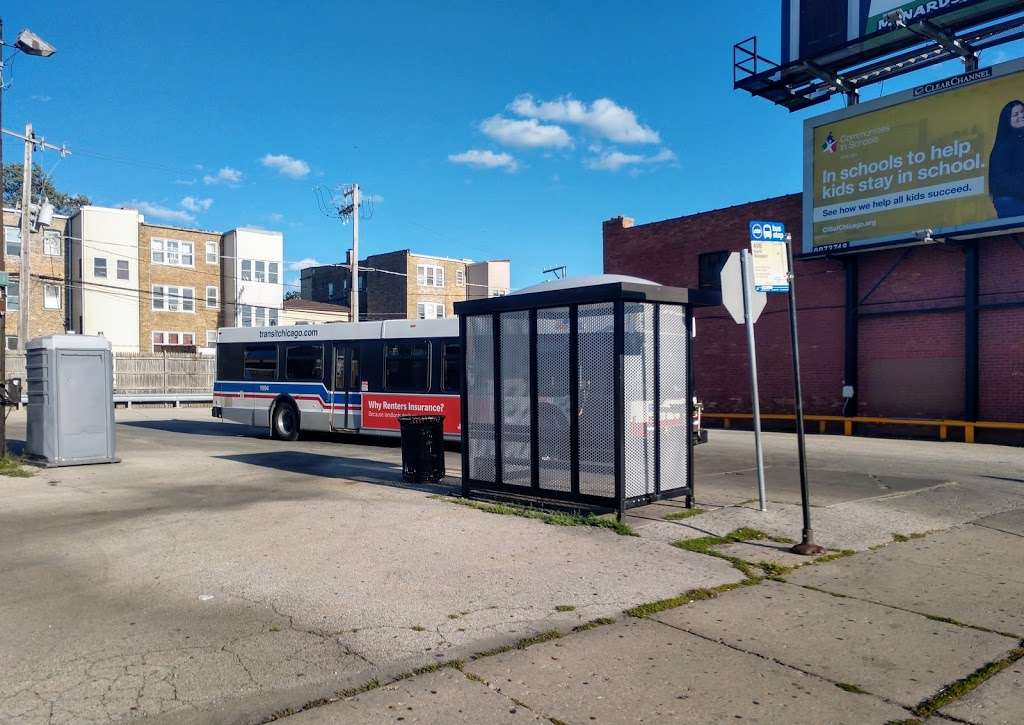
[
  {"xmin": 782, "ymin": 0, "xmax": 1014, "ymax": 64},
  {"xmin": 803, "ymin": 59, "xmax": 1024, "ymax": 255}
]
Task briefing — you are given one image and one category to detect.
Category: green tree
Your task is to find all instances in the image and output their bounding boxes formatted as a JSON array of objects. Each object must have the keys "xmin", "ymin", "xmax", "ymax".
[
  {"xmin": 3, "ymin": 162, "xmax": 91, "ymax": 215},
  {"xmin": 283, "ymin": 289, "xmax": 301, "ymax": 301}
]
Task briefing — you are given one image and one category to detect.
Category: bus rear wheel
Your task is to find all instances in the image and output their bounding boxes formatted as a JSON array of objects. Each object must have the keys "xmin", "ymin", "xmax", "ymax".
[{"xmin": 271, "ymin": 401, "xmax": 300, "ymax": 441}]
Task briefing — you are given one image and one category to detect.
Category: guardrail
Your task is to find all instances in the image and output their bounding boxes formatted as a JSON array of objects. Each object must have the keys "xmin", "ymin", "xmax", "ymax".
[{"xmin": 702, "ymin": 412, "xmax": 1024, "ymax": 444}]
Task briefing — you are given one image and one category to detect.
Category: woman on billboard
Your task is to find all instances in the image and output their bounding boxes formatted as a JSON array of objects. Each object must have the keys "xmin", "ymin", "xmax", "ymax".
[{"xmin": 988, "ymin": 100, "xmax": 1024, "ymax": 218}]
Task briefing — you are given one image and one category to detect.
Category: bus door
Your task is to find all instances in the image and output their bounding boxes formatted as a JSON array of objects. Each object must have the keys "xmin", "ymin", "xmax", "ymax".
[{"xmin": 331, "ymin": 343, "xmax": 362, "ymax": 430}]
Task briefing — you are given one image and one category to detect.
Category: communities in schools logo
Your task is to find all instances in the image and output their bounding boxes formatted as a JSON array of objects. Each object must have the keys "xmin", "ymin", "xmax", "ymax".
[{"xmin": 822, "ymin": 132, "xmax": 837, "ymax": 154}]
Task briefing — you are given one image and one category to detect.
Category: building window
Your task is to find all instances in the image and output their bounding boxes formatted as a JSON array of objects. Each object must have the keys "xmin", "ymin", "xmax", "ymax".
[
  {"xmin": 94, "ymin": 257, "xmax": 107, "ymax": 278},
  {"xmin": 286, "ymin": 343, "xmax": 324, "ymax": 381},
  {"xmin": 117, "ymin": 260, "xmax": 130, "ymax": 280},
  {"xmin": 43, "ymin": 283, "xmax": 61, "ymax": 310},
  {"xmin": 269, "ymin": 308, "xmax": 279, "ymax": 326},
  {"xmin": 6, "ymin": 279, "xmax": 19, "ymax": 311},
  {"xmin": 5, "ymin": 335, "xmax": 17, "ymax": 351},
  {"xmin": 254, "ymin": 260, "xmax": 266, "ymax": 283},
  {"xmin": 153, "ymin": 331, "xmax": 196, "ymax": 350},
  {"xmin": 241, "ymin": 259, "xmax": 252, "ymax": 281},
  {"xmin": 416, "ymin": 302, "xmax": 444, "ymax": 319},
  {"xmin": 206, "ymin": 286, "xmax": 219, "ymax": 308},
  {"xmin": 385, "ymin": 341, "xmax": 430, "ymax": 391},
  {"xmin": 456, "ymin": 268, "xmax": 465, "ymax": 287},
  {"xmin": 698, "ymin": 250, "xmax": 730, "ymax": 290},
  {"xmin": 206, "ymin": 330, "xmax": 217, "ymax": 347},
  {"xmin": 152, "ymin": 238, "xmax": 194, "ymax": 267},
  {"xmin": 205, "ymin": 241, "xmax": 218, "ymax": 265},
  {"xmin": 240, "ymin": 304, "xmax": 253, "ymax": 327},
  {"xmin": 268, "ymin": 261, "xmax": 279, "ymax": 285},
  {"xmin": 327, "ymin": 282, "xmax": 335, "ymax": 298},
  {"xmin": 4, "ymin": 226, "xmax": 20, "ymax": 257},
  {"xmin": 416, "ymin": 264, "xmax": 444, "ymax": 287},
  {"xmin": 244, "ymin": 344, "xmax": 277, "ymax": 381},
  {"xmin": 43, "ymin": 229, "xmax": 61, "ymax": 256},
  {"xmin": 152, "ymin": 285, "xmax": 195, "ymax": 312}
]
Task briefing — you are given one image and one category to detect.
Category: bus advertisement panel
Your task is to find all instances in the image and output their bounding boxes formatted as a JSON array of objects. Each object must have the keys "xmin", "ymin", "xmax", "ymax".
[
  {"xmin": 361, "ymin": 393, "xmax": 461, "ymax": 436},
  {"xmin": 803, "ymin": 59, "xmax": 1024, "ymax": 255}
]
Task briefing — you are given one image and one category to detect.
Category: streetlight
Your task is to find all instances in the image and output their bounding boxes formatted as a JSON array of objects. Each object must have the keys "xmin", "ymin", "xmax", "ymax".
[{"xmin": 0, "ymin": 19, "xmax": 57, "ymax": 454}]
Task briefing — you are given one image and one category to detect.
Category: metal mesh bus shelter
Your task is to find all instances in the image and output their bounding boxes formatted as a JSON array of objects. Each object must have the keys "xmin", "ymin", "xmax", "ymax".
[{"xmin": 454, "ymin": 275, "xmax": 719, "ymax": 518}]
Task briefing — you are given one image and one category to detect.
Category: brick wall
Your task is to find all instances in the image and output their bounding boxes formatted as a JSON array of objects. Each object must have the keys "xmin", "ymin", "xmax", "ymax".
[
  {"xmin": 2, "ymin": 210, "xmax": 69, "ymax": 346},
  {"xmin": 139, "ymin": 224, "xmax": 222, "ymax": 351},
  {"xmin": 405, "ymin": 254, "xmax": 468, "ymax": 320},
  {"xmin": 603, "ymin": 194, "xmax": 1024, "ymax": 427}
]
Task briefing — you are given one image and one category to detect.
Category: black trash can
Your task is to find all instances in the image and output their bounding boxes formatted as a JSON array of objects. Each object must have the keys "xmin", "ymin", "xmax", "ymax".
[{"xmin": 398, "ymin": 415, "xmax": 445, "ymax": 483}]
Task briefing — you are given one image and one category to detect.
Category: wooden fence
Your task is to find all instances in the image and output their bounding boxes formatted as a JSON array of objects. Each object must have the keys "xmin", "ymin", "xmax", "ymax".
[{"xmin": 6, "ymin": 352, "xmax": 216, "ymax": 395}]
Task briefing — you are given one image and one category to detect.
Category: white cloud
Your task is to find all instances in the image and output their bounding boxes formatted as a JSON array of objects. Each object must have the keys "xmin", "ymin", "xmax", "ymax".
[
  {"xmin": 510, "ymin": 95, "xmax": 660, "ymax": 144},
  {"xmin": 363, "ymin": 193, "xmax": 384, "ymax": 204},
  {"xmin": 287, "ymin": 257, "xmax": 323, "ymax": 272},
  {"xmin": 260, "ymin": 153, "xmax": 311, "ymax": 179},
  {"xmin": 203, "ymin": 167, "xmax": 243, "ymax": 185},
  {"xmin": 31, "ymin": 94, "xmax": 52, "ymax": 103},
  {"xmin": 124, "ymin": 200, "xmax": 195, "ymax": 224},
  {"xmin": 268, "ymin": 212, "xmax": 285, "ymax": 223},
  {"xmin": 180, "ymin": 196, "xmax": 213, "ymax": 213},
  {"xmin": 480, "ymin": 115, "xmax": 572, "ymax": 149},
  {"xmin": 448, "ymin": 149, "xmax": 519, "ymax": 172},
  {"xmin": 586, "ymin": 147, "xmax": 676, "ymax": 171},
  {"xmin": 174, "ymin": 178, "xmax": 197, "ymax": 186}
]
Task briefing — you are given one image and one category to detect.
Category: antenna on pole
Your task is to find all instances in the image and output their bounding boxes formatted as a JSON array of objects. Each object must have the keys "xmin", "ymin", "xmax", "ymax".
[{"xmin": 543, "ymin": 265, "xmax": 567, "ymax": 280}]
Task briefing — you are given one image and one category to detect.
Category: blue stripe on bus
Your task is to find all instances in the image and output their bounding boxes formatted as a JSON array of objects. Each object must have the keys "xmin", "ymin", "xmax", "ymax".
[{"xmin": 213, "ymin": 380, "xmax": 361, "ymax": 405}]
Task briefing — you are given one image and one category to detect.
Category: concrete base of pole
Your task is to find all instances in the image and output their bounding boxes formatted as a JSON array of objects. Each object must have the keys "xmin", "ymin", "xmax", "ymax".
[{"xmin": 791, "ymin": 530, "xmax": 826, "ymax": 556}]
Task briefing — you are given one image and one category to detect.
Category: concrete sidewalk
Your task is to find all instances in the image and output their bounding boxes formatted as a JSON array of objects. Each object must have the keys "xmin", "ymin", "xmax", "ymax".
[{"xmin": 287, "ymin": 508, "xmax": 1024, "ymax": 725}]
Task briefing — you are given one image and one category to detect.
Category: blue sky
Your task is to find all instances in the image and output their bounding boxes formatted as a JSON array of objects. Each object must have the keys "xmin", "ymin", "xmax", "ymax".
[{"xmin": 3, "ymin": 1, "xmax": 1021, "ymax": 292}]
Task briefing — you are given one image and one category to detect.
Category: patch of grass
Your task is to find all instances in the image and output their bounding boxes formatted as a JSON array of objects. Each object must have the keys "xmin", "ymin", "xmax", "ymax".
[
  {"xmin": 663, "ymin": 507, "xmax": 706, "ymax": 521},
  {"xmin": 268, "ymin": 625, "xmax": 282, "ymax": 632},
  {"xmin": 0, "ymin": 454, "xmax": 34, "ymax": 478},
  {"xmin": 911, "ymin": 647, "xmax": 1024, "ymax": 719},
  {"xmin": 410, "ymin": 625, "xmax": 427, "ymax": 632},
  {"xmin": 672, "ymin": 528, "xmax": 785, "ymax": 579},
  {"xmin": 835, "ymin": 682, "xmax": 868, "ymax": 694},
  {"xmin": 394, "ymin": 660, "xmax": 463, "ymax": 681},
  {"xmin": 471, "ymin": 629, "xmax": 563, "ymax": 660},
  {"xmin": 811, "ymin": 549, "xmax": 856, "ymax": 564},
  {"xmin": 571, "ymin": 617, "xmax": 616, "ymax": 633},
  {"xmin": 759, "ymin": 561, "xmax": 792, "ymax": 577},
  {"xmin": 625, "ymin": 580, "xmax": 752, "ymax": 618},
  {"xmin": 554, "ymin": 604, "xmax": 576, "ymax": 613},
  {"xmin": 892, "ymin": 532, "xmax": 927, "ymax": 543},
  {"xmin": 437, "ymin": 496, "xmax": 637, "ymax": 536},
  {"xmin": 337, "ymin": 678, "xmax": 381, "ymax": 699}
]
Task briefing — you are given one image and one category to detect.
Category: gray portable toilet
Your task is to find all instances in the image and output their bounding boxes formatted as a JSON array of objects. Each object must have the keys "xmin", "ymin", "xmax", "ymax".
[{"xmin": 26, "ymin": 334, "xmax": 118, "ymax": 466}]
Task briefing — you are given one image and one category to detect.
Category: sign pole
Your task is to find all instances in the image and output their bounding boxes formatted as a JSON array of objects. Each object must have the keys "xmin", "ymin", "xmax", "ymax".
[
  {"xmin": 740, "ymin": 249, "xmax": 767, "ymax": 512},
  {"xmin": 784, "ymin": 233, "xmax": 824, "ymax": 555}
]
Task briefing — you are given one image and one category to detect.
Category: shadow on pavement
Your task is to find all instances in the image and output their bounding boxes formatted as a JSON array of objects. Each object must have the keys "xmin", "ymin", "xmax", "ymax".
[{"xmin": 215, "ymin": 450, "xmax": 459, "ymax": 496}]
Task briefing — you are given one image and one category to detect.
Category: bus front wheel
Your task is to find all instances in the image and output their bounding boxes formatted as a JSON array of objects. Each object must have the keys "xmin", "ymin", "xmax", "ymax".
[{"xmin": 271, "ymin": 400, "xmax": 300, "ymax": 441}]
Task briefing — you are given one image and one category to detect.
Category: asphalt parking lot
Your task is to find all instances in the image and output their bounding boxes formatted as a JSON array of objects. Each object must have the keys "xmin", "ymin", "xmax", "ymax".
[{"xmin": 1, "ymin": 408, "xmax": 1022, "ymax": 724}]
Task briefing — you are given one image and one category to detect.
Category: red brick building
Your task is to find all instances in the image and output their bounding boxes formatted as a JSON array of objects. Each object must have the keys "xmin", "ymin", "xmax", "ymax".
[{"xmin": 603, "ymin": 193, "xmax": 1024, "ymax": 443}]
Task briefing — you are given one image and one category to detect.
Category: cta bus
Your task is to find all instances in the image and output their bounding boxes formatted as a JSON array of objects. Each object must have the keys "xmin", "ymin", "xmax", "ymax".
[
  {"xmin": 212, "ymin": 319, "xmax": 706, "ymax": 444},
  {"xmin": 212, "ymin": 319, "xmax": 461, "ymax": 441}
]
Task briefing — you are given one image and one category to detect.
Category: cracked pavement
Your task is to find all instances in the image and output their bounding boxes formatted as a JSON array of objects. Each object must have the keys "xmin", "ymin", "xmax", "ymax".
[{"xmin": 2, "ymin": 409, "xmax": 1023, "ymax": 724}]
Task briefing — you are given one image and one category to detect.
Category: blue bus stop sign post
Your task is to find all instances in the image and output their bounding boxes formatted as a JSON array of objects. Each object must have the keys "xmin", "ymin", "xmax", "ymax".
[{"xmin": 749, "ymin": 221, "xmax": 824, "ymax": 555}]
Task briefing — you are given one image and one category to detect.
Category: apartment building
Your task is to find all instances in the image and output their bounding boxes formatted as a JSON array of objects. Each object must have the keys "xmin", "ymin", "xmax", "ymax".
[
  {"xmin": 280, "ymin": 298, "xmax": 350, "ymax": 325},
  {"xmin": 300, "ymin": 249, "xmax": 511, "ymax": 321},
  {"xmin": 139, "ymin": 221, "xmax": 223, "ymax": 352},
  {"xmin": 68, "ymin": 206, "xmax": 142, "ymax": 353},
  {"xmin": 221, "ymin": 228, "xmax": 284, "ymax": 330},
  {"xmin": 2, "ymin": 208, "xmax": 70, "ymax": 350}
]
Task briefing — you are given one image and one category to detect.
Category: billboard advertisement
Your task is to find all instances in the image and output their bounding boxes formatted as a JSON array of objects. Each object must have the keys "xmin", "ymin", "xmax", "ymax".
[
  {"xmin": 782, "ymin": 0, "xmax": 1014, "ymax": 64},
  {"xmin": 361, "ymin": 393, "xmax": 461, "ymax": 435},
  {"xmin": 803, "ymin": 59, "xmax": 1024, "ymax": 255}
]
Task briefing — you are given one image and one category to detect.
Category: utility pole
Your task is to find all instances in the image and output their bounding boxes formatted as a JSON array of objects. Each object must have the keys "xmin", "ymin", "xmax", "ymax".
[
  {"xmin": 344, "ymin": 183, "xmax": 360, "ymax": 322},
  {"xmin": 18, "ymin": 123, "xmax": 32, "ymax": 351},
  {"xmin": 1, "ymin": 17, "xmax": 6, "ymax": 454}
]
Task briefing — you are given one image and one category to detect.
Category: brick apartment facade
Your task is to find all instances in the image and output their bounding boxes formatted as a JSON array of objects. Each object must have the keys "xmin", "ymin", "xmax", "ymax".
[
  {"xmin": 603, "ymin": 193, "xmax": 1024, "ymax": 443},
  {"xmin": 2, "ymin": 209, "xmax": 70, "ymax": 350},
  {"xmin": 302, "ymin": 250, "xmax": 511, "ymax": 320},
  {"xmin": 138, "ymin": 222, "xmax": 223, "ymax": 351}
]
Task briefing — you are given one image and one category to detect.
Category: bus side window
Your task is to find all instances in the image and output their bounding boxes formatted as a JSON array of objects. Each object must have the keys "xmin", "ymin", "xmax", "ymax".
[
  {"xmin": 244, "ymin": 344, "xmax": 277, "ymax": 381},
  {"xmin": 286, "ymin": 343, "xmax": 324, "ymax": 382},
  {"xmin": 385, "ymin": 341, "xmax": 429, "ymax": 391},
  {"xmin": 442, "ymin": 342, "xmax": 460, "ymax": 392}
]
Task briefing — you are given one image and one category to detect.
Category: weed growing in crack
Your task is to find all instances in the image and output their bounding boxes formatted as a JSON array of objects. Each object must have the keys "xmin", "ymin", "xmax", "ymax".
[
  {"xmin": 663, "ymin": 507, "xmax": 705, "ymax": 521},
  {"xmin": 432, "ymin": 496, "xmax": 637, "ymax": 536},
  {"xmin": 554, "ymin": 604, "xmax": 576, "ymax": 613},
  {"xmin": 910, "ymin": 647, "xmax": 1024, "ymax": 718}
]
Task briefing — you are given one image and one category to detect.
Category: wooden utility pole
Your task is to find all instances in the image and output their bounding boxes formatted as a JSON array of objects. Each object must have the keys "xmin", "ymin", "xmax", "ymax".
[{"xmin": 18, "ymin": 123, "xmax": 33, "ymax": 351}]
